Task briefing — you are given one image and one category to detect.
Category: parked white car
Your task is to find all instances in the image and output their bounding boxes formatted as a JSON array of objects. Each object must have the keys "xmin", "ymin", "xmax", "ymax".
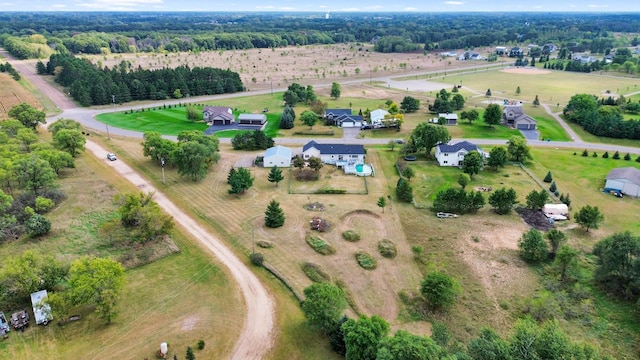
[{"xmin": 107, "ymin": 153, "xmax": 117, "ymax": 161}]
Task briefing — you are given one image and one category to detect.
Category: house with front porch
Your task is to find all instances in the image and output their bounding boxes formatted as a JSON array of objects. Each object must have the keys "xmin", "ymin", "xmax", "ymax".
[
  {"xmin": 435, "ymin": 141, "xmax": 487, "ymax": 166},
  {"xmin": 302, "ymin": 140, "xmax": 365, "ymax": 167}
]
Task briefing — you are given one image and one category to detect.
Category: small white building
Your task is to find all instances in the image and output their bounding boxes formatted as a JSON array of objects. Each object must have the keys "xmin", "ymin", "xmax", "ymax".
[
  {"xmin": 369, "ymin": 109, "xmax": 389, "ymax": 127},
  {"xmin": 435, "ymin": 141, "xmax": 487, "ymax": 166},
  {"xmin": 302, "ymin": 141, "xmax": 365, "ymax": 166},
  {"xmin": 263, "ymin": 146, "xmax": 292, "ymax": 168},
  {"xmin": 238, "ymin": 114, "xmax": 267, "ymax": 126},
  {"xmin": 438, "ymin": 113, "xmax": 458, "ymax": 125}
]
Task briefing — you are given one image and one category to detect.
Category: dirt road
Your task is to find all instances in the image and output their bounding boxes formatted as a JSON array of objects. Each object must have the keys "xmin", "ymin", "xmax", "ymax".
[{"xmin": 85, "ymin": 141, "xmax": 274, "ymax": 359}]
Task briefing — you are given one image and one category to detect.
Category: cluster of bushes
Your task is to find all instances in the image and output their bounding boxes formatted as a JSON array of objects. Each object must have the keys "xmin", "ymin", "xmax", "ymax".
[
  {"xmin": 579, "ymin": 149, "xmax": 639, "ymax": 162},
  {"xmin": 0, "ymin": 61, "xmax": 20, "ymax": 80},
  {"xmin": 305, "ymin": 234, "xmax": 336, "ymax": 255},
  {"xmin": 292, "ymin": 130, "xmax": 335, "ymax": 136},
  {"xmin": 231, "ymin": 130, "xmax": 274, "ymax": 151},
  {"xmin": 315, "ymin": 188, "xmax": 347, "ymax": 194},
  {"xmin": 432, "ymin": 188, "xmax": 485, "ymax": 214}
]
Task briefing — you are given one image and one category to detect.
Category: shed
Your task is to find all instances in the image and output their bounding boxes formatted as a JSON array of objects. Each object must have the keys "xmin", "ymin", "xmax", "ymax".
[
  {"xmin": 605, "ymin": 167, "xmax": 640, "ymax": 197},
  {"xmin": 238, "ymin": 114, "xmax": 267, "ymax": 126},
  {"xmin": 263, "ymin": 146, "xmax": 292, "ymax": 167},
  {"xmin": 30, "ymin": 290, "xmax": 52, "ymax": 325},
  {"xmin": 438, "ymin": 113, "xmax": 458, "ymax": 126}
]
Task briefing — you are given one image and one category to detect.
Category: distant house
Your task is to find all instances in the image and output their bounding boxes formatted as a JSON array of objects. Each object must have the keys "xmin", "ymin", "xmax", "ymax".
[
  {"xmin": 438, "ymin": 113, "xmax": 458, "ymax": 126},
  {"xmin": 203, "ymin": 106, "xmax": 234, "ymax": 125},
  {"xmin": 238, "ymin": 114, "xmax": 267, "ymax": 126},
  {"xmin": 509, "ymin": 47, "xmax": 524, "ymax": 57},
  {"xmin": 573, "ymin": 54, "xmax": 597, "ymax": 64},
  {"xmin": 440, "ymin": 51, "xmax": 458, "ymax": 57},
  {"xmin": 335, "ymin": 114, "xmax": 363, "ymax": 128},
  {"xmin": 502, "ymin": 105, "xmax": 537, "ymax": 130},
  {"xmin": 263, "ymin": 146, "xmax": 292, "ymax": 168},
  {"xmin": 435, "ymin": 141, "xmax": 488, "ymax": 166},
  {"xmin": 302, "ymin": 140, "xmax": 365, "ymax": 166},
  {"xmin": 495, "ymin": 46, "xmax": 507, "ymax": 55},
  {"xmin": 543, "ymin": 43, "xmax": 557, "ymax": 53},
  {"xmin": 470, "ymin": 53, "xmax": 483, "ymax": 60},
  {"xmin": 634, "ymin": 48, "xmax": 640, "ymax": 55},
  {"xmin": 605, "ymin": 167, "xmax": 640, "ymax": 197}
]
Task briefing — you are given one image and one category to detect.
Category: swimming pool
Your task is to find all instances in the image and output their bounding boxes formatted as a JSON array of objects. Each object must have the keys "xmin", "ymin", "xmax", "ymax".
[{"xmin": 355, "ymin": 163, "xmax": 373, "ymax": 176}]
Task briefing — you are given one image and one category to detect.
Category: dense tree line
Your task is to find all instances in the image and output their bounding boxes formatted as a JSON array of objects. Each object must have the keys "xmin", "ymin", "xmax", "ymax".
[
  {"xmin": 2, "ymin": 12, "xmax": 639, "ymax": 57},
  {"xmin": 0, "ymin": 61, "xmax": 21, "ymax": 80},
  {"xmin": 564, "ymin": 94, "xmax": 640, "ymax": 139},
  {"xmin": 41, "ymin": 53, "xmax": 244, "ymax": 106}
]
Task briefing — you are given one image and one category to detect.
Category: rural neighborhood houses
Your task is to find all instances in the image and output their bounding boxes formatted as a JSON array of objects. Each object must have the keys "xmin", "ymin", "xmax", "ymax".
[
  {"xmin": 203, "ymin": 106, "xmax": 234, "ymax": 125},
  {"xmin": 302, "ymin": 140, "xmax": 365, "ymax": 166},
  {"xmin": 502, "ymin": 104, "xmax": 537, "ymax": 130},
  {"xmin": 435, "ymin": 141, "xmax": 488, "ymax": 166},
  {"xmin": 263, "ymin": 146, "xmax": 293, "ymax": 168},
  {"xmin": 605, "ymin": 167, "xmax": 640, "ymax": 197}
]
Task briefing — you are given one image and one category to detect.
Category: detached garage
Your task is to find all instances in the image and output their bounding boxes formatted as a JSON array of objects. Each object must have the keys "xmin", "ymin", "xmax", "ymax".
[
  {"xmin": 605, "ymin": 167, "xmax": 640, "ymax": 197},
  {"xmin": 263, "ymin": 146, "xmax": 292, "ymax": 167}
]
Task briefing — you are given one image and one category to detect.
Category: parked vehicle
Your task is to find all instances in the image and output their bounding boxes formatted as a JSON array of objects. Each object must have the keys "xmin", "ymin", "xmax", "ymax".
[
  {"xmin": 31, "ymin": 290, "xmax": 52, "ymax": 326},
  {"xmin": 107, "ymin": 153, "xmax": 117, "ymax": 161},
  {"xmin": 437, "ymin": 212, "xmax": 459, "ymax": 218},
  {"xmin": 10, "ymin": 310, "xmax": 29, "ymax": 331},
  {"xmin": 0, "ymin": 312, "xmax": 10, "ymax": 336}
]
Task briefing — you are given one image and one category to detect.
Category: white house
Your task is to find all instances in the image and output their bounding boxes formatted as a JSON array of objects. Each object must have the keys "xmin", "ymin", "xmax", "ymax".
[
  {"xmin": 435, "ymin": 141, "xmax": 487, "ymax": 166},
  {"xmin": 605, "ymin": 167, "xmax": 640, "ymax": 197},
  {"xmin": 263, "ymin": 146, "xmax": 292, "ymax": 167},
  {"xmin": 302, "ymin": 140, "xmax": 365, "ymax": 167},
  {"xmin": 369, "ymin": 109, "xmax": 389, "ymax": 127}
]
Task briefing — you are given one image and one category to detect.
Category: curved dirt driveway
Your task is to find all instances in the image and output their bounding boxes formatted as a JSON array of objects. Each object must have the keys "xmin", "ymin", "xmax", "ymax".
[{"xmin": 85, "ymin": 141, "xmax": 274, "ymax": 359}]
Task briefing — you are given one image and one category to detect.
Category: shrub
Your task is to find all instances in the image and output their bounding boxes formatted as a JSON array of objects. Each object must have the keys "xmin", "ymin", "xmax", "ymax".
[
  {"xmin": 35, "ymin": 196, "xmax": 55, "ymax": 213},
  {"xmin": 592, "ymin": 152, "xmax": 597, "ymax": 157},
  {"xmin": 306, "ymin": 234, "xmax": 336, "ymax": 255},
  {"xmin": 25, "ymin": 214, "xmax": 51, "ymax": 237},
  {"xmin": 342, "ymin": 230, "xmax": 361, "ymax": 242},
  {"xmin": 602, "ymin": 151, "xmax": 609, "ymax": 158},
  {"xmin": 256, "ymin": 240, "xmax": 273, "ymax": 248},
  {"xmin": 543, "ymin": 171, "xmax": 553, "ymax": 183},
  {"xmin": 315, "ymin": 188, "xmax": 347, "ymax": 194},
  {"xmin": 624, "ymin": 153, "xmax": 631, "ymax": 161},
  {"xmin": 197, "ymin": 340, "xmax": 205, "ymax": 350},
  {"xmin": 377, "ymin": 239, "xmax": 398, "ymax": 258},
  {"xmin": 549, "ymin": 181, "xmax": 557, "ymax": 193},
  {"xmin": 250, "ymin": 252, "xmax": 264, "ymax": 266},
  {"xmin": 637, "ymin": 155, "xmax": 640, "ymax": 163},
  {"xmin": 581, "ymin": 149, "xmax": 588, "ymax": 156},
  {"xmin": 355, "ymin": 252, "xmax": 377, "ymax": 270},
  {"xmin": 301, "ymin": 262, "xmax": 331, "ymax": 282},
  {"xmin": 613, "ymin": 151, "xmax": 620, "ymax": 159}
]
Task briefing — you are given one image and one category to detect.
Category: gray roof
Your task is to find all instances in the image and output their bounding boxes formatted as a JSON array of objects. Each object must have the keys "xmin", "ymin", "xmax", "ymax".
[
  {"xmin": 238, "ymin": 114, "xmax": 266, "ymax": 121},
  {"xmin": 437, "ymin": 141, "xmax": 482, "ymax": 153},
  {"xmin": 265, "ymin": 146, "xmax": 292, "ymax": 158},
  {"xmin": 303, "ymin": 141, "xmax": 365, "ymax": 155},
  {"xmin": 606, "ymin": 167, "xmax": 640, "ymax": 185},
  {"xmin": 325, "ymin": 109, "xmax": 352, "ymax": 119}
]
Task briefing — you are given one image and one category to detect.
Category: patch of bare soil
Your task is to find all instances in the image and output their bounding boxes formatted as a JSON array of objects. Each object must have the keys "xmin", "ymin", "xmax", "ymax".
[
  {"xmin": 516, "ymin": 207, "xmax": 554, "ymax": 231},
  {"xmin": 181, "ymin": 315, "xmax": 200, "ymax": 331}
]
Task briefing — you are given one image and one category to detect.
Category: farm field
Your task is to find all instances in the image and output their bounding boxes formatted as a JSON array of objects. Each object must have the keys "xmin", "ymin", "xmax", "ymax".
[{"xmin": 0, "ymin": 72, "xmax": 43, "ymax": 119}]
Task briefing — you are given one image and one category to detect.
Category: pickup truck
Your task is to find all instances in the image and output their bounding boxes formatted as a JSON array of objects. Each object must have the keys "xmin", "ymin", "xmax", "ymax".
[{"xmin": 10, "ymin": 310, "xmax": 29, "ymax": 331}]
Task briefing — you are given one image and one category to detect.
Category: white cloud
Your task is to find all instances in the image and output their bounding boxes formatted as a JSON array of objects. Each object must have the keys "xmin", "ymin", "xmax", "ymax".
[
  {"xmin": 255, "ymin": 5, "xmax": 275, "ymax": 9},
  {"xmin": 587, "ymin": 4, "xmax": 608, "ymax": 7},
  {"xmin": 279, "ymin": 6, "xmax": 295, "ymax": 10},
  {"xmin": 52, "ymin": 3, "xmax": 67, "ymax": 7},
  {"xmin": 364, "ymin": 5, "xmax": 383, "ymax": 10},
  {"xmin": 338, "ymin": 7, "xmax": 361, "ymax": 11},
  {"xmin": 444, "ymin": 1, "xmax": 463, "ymax": 5}
]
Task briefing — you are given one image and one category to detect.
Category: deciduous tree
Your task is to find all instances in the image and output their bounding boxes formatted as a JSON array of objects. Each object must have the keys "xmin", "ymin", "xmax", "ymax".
[
  {"xmin": 593, "ymin": 231, "xmax": 640, "ymax": 299},
  {"xmin": 308, "ymin": 156, "xmax": 323, "ymax": 172},
  {"xmin": 518, "ymin": 229, "xmax": 548, "ymax": 263},
  {"xmin": 487, "ymin": 146, "xmax": 508, "ymax": 170},
  {"xmin": 68, "ymin": 256, "xmax": 125, "ymax": 324},
  {"xmin": 420, "ymin": 271, "xmax": 460, "ymax": 311},
  {"xmin": 301, "ymin": 282, "xmax": 347, "ymax": 334},
  {"xmin": 377, "ymin": 196, "xmax": 386, "ymax": 213},
  {"xmin": 228, "ymin": 167, "xmax": 254, "ymax": 194},
  {"xmin": 342, "ymin": 315, "xmax": 390, "ymax": 360},
  {"xmin": 15, "ymin": 154, "xmax": 57, "ymax": 195},
  {"xmin": 488, "ymin": 187, "xmax": 518, "ymax": 214},
  {"xmin": 554, "ymin": 245, "xmax": 578, "ymax": 282},
  {"xmin": 460, "ymin": 109, "xmax": 479, "ymax": 124},
  {"xmin": 410, "ymin": 123, "xmax": 451, "ymax": 158},
  {"xmin": 483, "ymin": 103, "xmax": 502, "ymax": 127},
  {"xmin": 377, "ymin": 330, "xmax": 441, "ymax": 360},
  {"xmin": 300, "ymin": 110, "xmax": 318, "ymax": 129},
  {"xmin": 457, "ymin": 173, "xmax": 470, "ymax": 189},
  {"xmin": 400, "ymin": 96, "xmax": 420, "ymax": 113},
  {"xmin": 507, "ymin": 135, "xmax": 533, "ymax": 163},
  {"xmin": 330, "ymin": 82, "xmax": 341, "ymax": 100},
  {"xmin": 53, "ymin": 129, "xmax": 86, "ymax": 157},
  {"xmin": 574, "ymin": 205, "xmax": 604, "ymax": 232},
  {"xmin": 462, "ymin": 151, "xmax": 483, "ymax": 177},
  {"xmin": 525, "ymin": 189, "xmax": 549, "ymax": 210},
  {"xmin": 8, "ymin": 103, "xmax": 46, "ymax": 129}
]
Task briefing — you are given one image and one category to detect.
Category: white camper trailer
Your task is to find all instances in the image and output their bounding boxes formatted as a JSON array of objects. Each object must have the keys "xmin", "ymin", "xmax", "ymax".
[
  {"xmin": 30, "ymin": 290, "xmax": 52, "ymax": 326},
  {"xmin": 543, "ymin": 204, "xmax": 569, "ymax": 221}
]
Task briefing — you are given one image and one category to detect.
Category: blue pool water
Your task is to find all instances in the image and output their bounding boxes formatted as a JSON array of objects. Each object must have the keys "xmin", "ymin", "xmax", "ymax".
[{"xmin": 355, "ymin": 164, "xmax": 364, "ymax": 172}]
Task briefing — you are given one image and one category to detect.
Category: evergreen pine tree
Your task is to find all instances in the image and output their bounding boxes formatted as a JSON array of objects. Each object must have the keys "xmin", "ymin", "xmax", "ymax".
[
  {"xmin": 267, "ymin": 166, "xmax": 284, "ymax": 187},
  {"xmin": 265, "ymin": 199, "xmax": 285, "ymax": 228},
  {"xmin": 549, "ymin": 181, "xmax": 557, "ymax": 193},
  {"xmin": 602, "ymin": 151, "xmax": 609, "ymax": 158},
  {"xmin": 581, "ymin": 149, "xmax": 588, "ymax": 156},
  {"xmin": 533, "ymin": 95, "xmax": 540, "ymax": 107},
  {"xmin": 613, "ymin": 151, "xmax": 620, "ymax": 159},
  {"xmin": 543, "ymin": 171, "xmax": 553, "ymax": 183},
  {"xmin": 396, "ymin": 178, "xmax": 414, "ymax": 203},
  {"xmin": 227, "ymin": 167, "xmax": 236, "ymax": 184},
  {"xmin": 624, "ymin": 153, "xmax": 631, "ymax": 161},
  {"xmin": 186, "ymin": 346, "xmax": 195, "ymax": 360},
  {"xmin": 485, "ymin": 88, "xmax": 492, "ymax": 97}
]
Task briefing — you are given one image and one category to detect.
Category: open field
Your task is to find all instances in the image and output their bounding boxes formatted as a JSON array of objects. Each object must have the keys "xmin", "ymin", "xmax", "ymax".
[
  {"xmin": 0, "ymin": 132, "xmax": 246, "ymax": 360},
  {"xmin": 0, "ymin": 72, "xmax": 43, "ymax": 118}
]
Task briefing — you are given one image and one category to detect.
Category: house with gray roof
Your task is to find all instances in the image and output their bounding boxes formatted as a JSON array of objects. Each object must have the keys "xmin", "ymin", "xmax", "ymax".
[
  {"xmin": 435, "ymin": 141, "xmax": 487, "ymax": 166},
  {"xmin": 238, "ymin": 113, "xmax": 267, "ymax": 126},
  {"xmin": 302, "ymin": 140, "xmax": 365, "ymax": 167},
  {"xmin": 203, "ymin": 106, "xmax": 234, "ymax": 125},
  {"xmin": 502, "ymin": 105, "xmax": 537, "ymax": 130},
  {"xmin": 605, "ymin": 167, "xmax": 640, "ymax": 197},
  {"xmin": 324, "ymin": 109, "xmax": 352, "ymax": 126}
]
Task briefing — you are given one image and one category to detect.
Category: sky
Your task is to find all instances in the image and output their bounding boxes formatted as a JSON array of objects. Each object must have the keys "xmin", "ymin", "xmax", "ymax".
[{"xmin": 0, "ymin": 0, "xmax": 638, "ymax": 13}]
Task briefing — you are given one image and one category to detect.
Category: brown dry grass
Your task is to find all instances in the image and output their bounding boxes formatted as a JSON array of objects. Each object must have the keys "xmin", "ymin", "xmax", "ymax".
[
  {"xmin": 87, "ymin": 44, "xmax": 477, "ymax": 93},
  {"xmin": 0, "ymin": 72, "xmax": 43, "ymax": 118}
]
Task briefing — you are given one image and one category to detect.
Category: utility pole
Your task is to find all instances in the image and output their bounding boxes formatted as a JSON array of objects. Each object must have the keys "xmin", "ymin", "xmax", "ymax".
[
  {"xmin": 111, "ymin": 94, "xmax": 116, "ymax": 108},
  {"xmin": 270, "ymin": 79, "xmax": 273, "ymax": 95},
  {"xmin": 161, "ymin": 157, "xmax": 165, "ymax": 185},
  {"xmin": 251, "ymin": 226, "xmax": 255, "ymax": 254}
]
